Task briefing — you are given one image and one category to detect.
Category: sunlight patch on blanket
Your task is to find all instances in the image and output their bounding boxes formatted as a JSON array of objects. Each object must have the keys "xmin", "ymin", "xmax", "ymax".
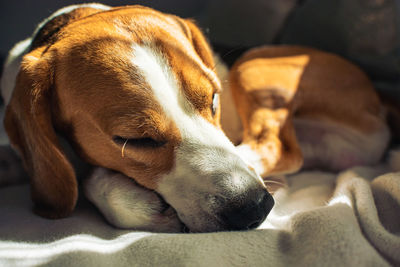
[
  {"xmin": 0, "ymin": 232, "xmax": 152, "ymax": 265},
  {"xmin": 329, "ymin": 194, "xmax": 352, "ymax": 207}
]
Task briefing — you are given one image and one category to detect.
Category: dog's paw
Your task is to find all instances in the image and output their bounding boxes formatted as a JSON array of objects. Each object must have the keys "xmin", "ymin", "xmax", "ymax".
[
  {"xmin": 0, "ymin": 145, "xmax": 27, "ymax": 187},
  {"xmin": 84, "ymin": 167, "xmax": 183, "ymax": 232}
]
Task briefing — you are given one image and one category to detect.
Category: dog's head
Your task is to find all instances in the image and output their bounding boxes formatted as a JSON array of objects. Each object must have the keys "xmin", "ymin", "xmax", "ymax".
[{"xmin": 5, "ymin": 6, "xmax": 273, "ymax": 232}]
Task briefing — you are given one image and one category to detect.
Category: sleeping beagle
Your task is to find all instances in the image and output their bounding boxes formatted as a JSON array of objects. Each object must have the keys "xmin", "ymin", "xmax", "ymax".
[
  {"xmin": 1, "ymin": 4, "xmax": 389, "ymax": 233},
  {"xmin": 1, "ymin": 4, "xmax": 273, "ymax": 233}
]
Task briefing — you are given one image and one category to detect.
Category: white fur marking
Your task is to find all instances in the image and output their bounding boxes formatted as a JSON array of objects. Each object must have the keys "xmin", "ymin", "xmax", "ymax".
[
  {"xmin": 84, "ymin": 168, "xmax": 181, "ymax": 232},
  {"xmin": 131, "ymin": 44, "xmax": 231, "ymax": 148},
  {"xmin": 131, "ymin": 44, "xmax": 266, "ymax": 231}
]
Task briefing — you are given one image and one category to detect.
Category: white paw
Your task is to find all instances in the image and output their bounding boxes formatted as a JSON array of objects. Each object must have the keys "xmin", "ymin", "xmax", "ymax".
[{"xmin": 84, "ymin": 167, "xmax": 183, "ymax": 232}]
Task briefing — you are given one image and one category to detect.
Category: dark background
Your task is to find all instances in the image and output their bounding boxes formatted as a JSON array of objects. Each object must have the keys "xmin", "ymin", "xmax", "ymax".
[{"xmin": 1, "ymin": 0, "xmax": 399, "ymax": 100}]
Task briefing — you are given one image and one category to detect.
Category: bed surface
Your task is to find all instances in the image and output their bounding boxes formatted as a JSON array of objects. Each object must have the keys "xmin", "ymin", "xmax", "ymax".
[{"xmin": 1, "ymin": 164, "xmax": 399, "ymax": 266}]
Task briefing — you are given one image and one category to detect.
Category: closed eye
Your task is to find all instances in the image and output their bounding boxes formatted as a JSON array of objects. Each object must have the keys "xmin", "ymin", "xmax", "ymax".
[{"xmin": 113, "ymin": 136, "xmax": 166, "ymax": 149}]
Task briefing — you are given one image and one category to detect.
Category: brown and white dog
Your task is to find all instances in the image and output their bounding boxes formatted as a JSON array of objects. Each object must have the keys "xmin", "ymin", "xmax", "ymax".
[
  {"xmin": 0, "ymin": 4, "xmax": 390, "ymax": 232},
  {"xmin": 1, "ymin": 4, "xmax": 273, "ymax": 233}
]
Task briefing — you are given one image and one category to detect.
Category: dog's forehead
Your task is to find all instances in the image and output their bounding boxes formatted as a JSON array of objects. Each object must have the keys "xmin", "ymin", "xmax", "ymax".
[
  {"xmin": 54, "ymin": 8, "xmax": 222, "ymax": 141},
  {"xmin": 57, "ymin": 8, "xmax": 219, "ymax": 98},
  {"xmin": 131, "ymin": 44, "xmax": 223, "ymax": 141}
]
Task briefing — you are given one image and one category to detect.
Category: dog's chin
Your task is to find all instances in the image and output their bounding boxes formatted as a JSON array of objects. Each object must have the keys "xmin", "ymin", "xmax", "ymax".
[
  {"xmin": 165, "ymin": 205, "xmax": 227, "ymax": 233},
  {"xmin": 86, "ymin": 167, "xmax": 224, "ymax": 233},
  {"xmin": 155, "ymin": 194, "xmax": 220, "ymax": 233},
  {"xmin": 181, "ymin": 220, "xmax": 226, "ymax": 233}
]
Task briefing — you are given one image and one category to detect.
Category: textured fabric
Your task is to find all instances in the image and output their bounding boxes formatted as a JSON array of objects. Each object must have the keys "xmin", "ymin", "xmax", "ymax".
[{"xmin": 0, "ymin": 165, "xmax": 399, "ymax": 266}]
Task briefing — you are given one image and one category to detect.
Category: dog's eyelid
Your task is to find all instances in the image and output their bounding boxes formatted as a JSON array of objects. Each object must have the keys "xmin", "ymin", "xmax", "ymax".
[{"xmin": 112, "ymin": 136, "xmax": 167, "ymax": 148}]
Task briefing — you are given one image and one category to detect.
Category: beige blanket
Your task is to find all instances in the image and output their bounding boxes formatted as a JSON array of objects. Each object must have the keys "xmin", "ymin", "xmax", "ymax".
[{"xmin": 0, "ymin": 159, "xmax": 399, "ymax": 266}]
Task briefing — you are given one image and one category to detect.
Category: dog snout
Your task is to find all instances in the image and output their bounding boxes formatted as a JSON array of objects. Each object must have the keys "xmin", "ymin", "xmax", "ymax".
[{"xmin": 219, "ymin": 188, "xmax": 274, "ymax": 230}]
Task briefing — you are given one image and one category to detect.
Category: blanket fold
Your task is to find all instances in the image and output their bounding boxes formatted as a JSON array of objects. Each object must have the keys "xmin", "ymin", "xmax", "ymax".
[{"xmin": 0, "ymin": 166, "xmax": 399, "ymax": 266}]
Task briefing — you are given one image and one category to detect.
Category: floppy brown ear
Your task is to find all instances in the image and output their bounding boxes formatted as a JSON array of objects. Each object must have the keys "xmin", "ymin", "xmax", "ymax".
[
  {"xmin": 4, "ymin": 49, "xmax": 77, "ymax": 219},
  {"xmin": 183, "ymin": 19, "xmax": 215, "ymax": 69}
]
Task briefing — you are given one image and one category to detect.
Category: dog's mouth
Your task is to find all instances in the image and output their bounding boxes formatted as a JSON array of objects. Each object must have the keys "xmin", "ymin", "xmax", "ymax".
[
  {"xmin": 155, "ymin": 192, "xmax": 172, "ymax": 214},
  {"xmin": 155, "ymin": 188, "xmax": 275, "ymax": 233},
  {"xmin": 153, "ymin": 191, "xmax": 191, "ymax": 232},
  {"xmin": 154, "ymin": 192, "xmax": 228, "ymax": 233},
  {"xmin": 154, "ymin": 191, "xmax": 234, "ymax": 233}
]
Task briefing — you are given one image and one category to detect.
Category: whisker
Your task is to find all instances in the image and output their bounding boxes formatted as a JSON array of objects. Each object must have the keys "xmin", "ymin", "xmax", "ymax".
[
  {"xmin": 264, "ymin": 179, "xmax": 287, "ymax": 187},
  {"xmin": 220, "ymin": 46, "xmax": 246, "ymax": 59},
  {"xmin": 121, "ymin": 139, "xmax": 129, "ymax": 158}
]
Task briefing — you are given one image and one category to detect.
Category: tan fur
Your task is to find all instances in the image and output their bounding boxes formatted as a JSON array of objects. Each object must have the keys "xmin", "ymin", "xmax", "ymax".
[
  {"xmin": 5, "ymin": 5, "xmax": 219, "ymax": 218},
  {"xmin": 229, "ymin": 46, "xmax": 388, "ymax": 177},
  {"xmin": 5, "ymin": 5, "xmax": 389, "ymax": 224}
]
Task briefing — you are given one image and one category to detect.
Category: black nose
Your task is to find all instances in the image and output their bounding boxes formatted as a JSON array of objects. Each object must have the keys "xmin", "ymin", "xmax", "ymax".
[{"xmin": 220, "ymin": 189, "xmax": 274, "ymax": 230}]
